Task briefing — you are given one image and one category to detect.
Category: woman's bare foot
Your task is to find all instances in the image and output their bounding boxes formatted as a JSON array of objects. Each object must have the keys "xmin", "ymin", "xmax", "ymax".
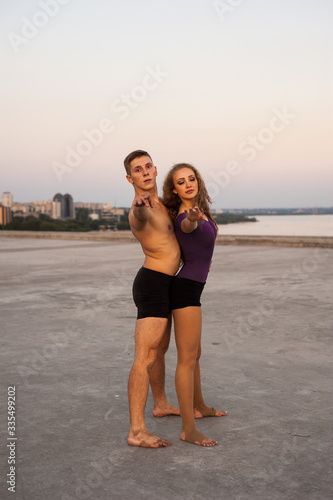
[
  {"xmin": 153, "ymin": 403, "xmax": 180, "ymax": 418},
  {"xmin": 180, "ymin": 428, "xmax": 218, "ymax": 447},
  {"xmin": 194, "ymin": 406, "xmax": 227, "ymax": 418},
  {"xmin": 127, "ymin": 429, "xmax": 172, "ymax": 448}
]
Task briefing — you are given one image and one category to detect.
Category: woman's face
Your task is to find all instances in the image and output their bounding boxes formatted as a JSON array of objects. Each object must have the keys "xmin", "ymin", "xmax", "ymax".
[{"xmin": 172, "ymin": 167, "xmax": 198, "ymax": 201}]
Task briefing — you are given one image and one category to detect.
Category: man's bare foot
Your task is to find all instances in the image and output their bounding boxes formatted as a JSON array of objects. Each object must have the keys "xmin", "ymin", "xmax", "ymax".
[
  {"xmin": 127, "ymin": 429, "xmax": 172, "ymax": 448},
  {"xmin": 153, "ymin": 403, "xmax": 180, "ymax": 418},
  {"xmin": 180, "ymin": 428, "xmax": 218, "ymax": 447},
  {"xmin": 194, "ymin": 406, "xmax": 227, "ymax": 418}
]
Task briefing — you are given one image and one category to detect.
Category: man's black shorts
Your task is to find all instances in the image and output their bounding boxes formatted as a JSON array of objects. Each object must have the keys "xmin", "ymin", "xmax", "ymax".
[{"xmin": 132, "ymin": 267, "xmax": 174, "ymax": 319}]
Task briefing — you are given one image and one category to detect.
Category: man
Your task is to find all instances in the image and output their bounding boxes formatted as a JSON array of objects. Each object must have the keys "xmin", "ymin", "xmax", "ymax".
[{"xmin": 124, "ymin": 150, "xmax": 180, "ymax": 447}]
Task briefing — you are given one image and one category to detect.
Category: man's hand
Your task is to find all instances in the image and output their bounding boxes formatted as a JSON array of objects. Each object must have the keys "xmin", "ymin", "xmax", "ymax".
[
  {"xmin": 131, "ymin": 192, "xmax": 155, "ymax": 227},
  {"xmin": 133, "ymin": 192, "xmax": 155, "ymax": 209},
  {"xmin": 184, "ymin": 206, "xmax": 204, "ymax": 222}
]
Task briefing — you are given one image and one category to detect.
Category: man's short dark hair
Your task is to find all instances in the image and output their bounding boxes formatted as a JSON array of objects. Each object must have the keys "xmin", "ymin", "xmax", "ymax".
[{"xmin": 124, "ymin": 150, "xmax": 153, "ymax": 175}]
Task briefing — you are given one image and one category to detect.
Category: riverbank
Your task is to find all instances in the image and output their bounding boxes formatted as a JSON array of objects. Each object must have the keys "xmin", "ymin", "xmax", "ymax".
[{"xmin": 1, "ymin": 230, "xmax": 332, "ymax": 248}]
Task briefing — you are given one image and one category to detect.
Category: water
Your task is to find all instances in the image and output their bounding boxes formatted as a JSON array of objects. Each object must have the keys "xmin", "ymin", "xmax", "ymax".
[{"xmin": 218, "ymin": 214, "xmax": 333, "ymax": 237}]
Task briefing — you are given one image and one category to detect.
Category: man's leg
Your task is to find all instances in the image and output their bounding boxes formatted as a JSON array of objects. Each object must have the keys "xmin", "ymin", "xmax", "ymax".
[
  {"xmin": 150, "ymin": 315, "xmax": 180, "ymax": 417},
  {"xmin": 127, "ymin": 316, "xmax": 172, "ymax": 448}
]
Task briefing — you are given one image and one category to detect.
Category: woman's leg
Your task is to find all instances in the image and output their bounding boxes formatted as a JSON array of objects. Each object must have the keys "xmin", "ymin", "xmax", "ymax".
[
  {"xmin": 173, "ymin": 306, "xmax": 218, "ymax": 446},
  {"xmin": 193, "ymin": 340, "xmax": 228, "ymax": 418}
]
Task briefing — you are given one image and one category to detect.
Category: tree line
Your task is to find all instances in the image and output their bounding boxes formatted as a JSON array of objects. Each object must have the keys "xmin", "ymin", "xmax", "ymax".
[{"xmin": 1, "ymin": 210, "xmax": 256, "ymax": 232}]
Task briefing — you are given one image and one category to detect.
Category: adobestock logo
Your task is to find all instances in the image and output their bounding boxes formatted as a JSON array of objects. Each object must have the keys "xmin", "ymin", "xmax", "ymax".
[
  {"xmin": 110, "ymin": 66, "xmax": 168, "ymax": 120},
  {"xmin": 237, "ymin": 107, "xmax": 296, "ymax": 162},
  {"xmin": 7, "ymin": 0, "xmax": 72, "ymax": 54},
  {"xmin": 213, "ymin": 0, "xmax": 246, "ymax": 22},
  {"xmin": 206, "ymin": 106, "xmax": 296, "ymax": 198},
  {"xmin": 52, "ymin": 118, "xmax": 115, "ymax": 182},
  {"xmin": 223, "ymin": 246, "xmax": 330, "ymax": 353},
  {"xmin": 206, "ymin": 160, "xmax": 242, "ymax": 198},
  {"xmin": 51, "ymin": 65, "xmax": 169, "ymax": 182}
]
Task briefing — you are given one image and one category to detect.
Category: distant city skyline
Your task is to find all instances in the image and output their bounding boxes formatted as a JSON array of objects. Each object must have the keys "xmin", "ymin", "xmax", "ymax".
[
  {"xmin": 1, "ymin": 0, "xmax": 332, "ymax": 208},
  {"xmin": 3, "ymin": 190, "xmax": 332, "ymax": 212}
]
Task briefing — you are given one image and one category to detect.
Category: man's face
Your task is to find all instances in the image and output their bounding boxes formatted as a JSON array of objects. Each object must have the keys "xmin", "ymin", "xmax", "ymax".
[{"xmin": 126, "ymin": 155, "xmax": 157, "ymax": 191}]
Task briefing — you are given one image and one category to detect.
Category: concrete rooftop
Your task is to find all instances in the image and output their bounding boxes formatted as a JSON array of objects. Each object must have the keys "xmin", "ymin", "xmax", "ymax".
[{"xmin": 0, "ymin": 236, "xmax": 332, "ymax": 500}]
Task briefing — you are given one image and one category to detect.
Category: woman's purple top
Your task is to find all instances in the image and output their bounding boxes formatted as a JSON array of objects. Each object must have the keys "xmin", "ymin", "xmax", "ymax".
[{"xmin": 174, "ymin": 212, "xmax": 217, "ymax": 283}]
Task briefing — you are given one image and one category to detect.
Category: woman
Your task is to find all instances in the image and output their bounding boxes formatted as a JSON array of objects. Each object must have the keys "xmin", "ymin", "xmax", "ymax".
[{"xmin": 163, "ymin": 163, "xmax": 227, "ymax": 447}]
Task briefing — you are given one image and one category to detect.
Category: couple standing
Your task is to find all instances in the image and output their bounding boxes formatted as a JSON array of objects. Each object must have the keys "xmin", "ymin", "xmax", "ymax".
[{"xmin": 124, "ymin": 150, "xmax": 226, "ymax": 448}]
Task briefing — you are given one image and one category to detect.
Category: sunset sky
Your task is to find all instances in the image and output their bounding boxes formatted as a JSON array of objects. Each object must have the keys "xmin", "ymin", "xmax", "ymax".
[{"xmin": 1, "ymin": 0, "xmax": 332, "ymax": 208}]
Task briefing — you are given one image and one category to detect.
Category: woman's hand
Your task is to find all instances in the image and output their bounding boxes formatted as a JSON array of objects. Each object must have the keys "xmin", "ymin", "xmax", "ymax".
[
  {"xmin": 184, "ymin": 206, "xmax": 205, "ymax": 222},
  {"xmin": 181, "ymin": 207, "xmax": 205, "ymax": 233}
]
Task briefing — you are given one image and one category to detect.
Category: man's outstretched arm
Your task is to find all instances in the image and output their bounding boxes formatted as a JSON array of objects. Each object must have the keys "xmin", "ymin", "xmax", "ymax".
[{"xmin": 129, "ymin": 192, "xmax": 155, "ymax": 229}]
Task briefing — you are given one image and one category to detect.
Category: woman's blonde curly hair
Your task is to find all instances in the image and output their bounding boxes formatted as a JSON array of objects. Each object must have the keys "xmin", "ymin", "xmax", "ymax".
[{"xmin": 162, "ymin": 163, "xmax": 217, "ymax": 229}]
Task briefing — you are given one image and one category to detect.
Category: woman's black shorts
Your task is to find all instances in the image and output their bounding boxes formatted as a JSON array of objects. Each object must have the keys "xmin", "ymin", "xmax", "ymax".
[
  {"xmin": 170, "ymin": 277, "xmax": 205, "ymax": 310},
  {"xmin": 132, "ymin": 267, "xmax": 173, "ymax": 319}
]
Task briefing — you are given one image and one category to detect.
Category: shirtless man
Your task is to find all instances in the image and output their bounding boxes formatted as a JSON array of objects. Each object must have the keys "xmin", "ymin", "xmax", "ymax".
[{"xmin": 124, "ymin": 150, "xmax": 181, "ymax": 447}]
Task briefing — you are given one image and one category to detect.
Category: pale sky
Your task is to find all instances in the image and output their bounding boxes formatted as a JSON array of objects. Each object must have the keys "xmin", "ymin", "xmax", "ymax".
[{"xmin": 1, "ymin": 0, "xmax": 332, "ymax": 208}]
